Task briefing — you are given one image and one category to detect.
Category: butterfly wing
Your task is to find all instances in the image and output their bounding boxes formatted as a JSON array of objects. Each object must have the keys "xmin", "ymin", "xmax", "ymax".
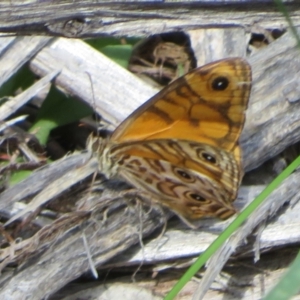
[
  {"xmin": 111, "ymin": 57, "xmax": 251, "ymax": 157},
  {"xmin": 110, "ymin": 140, "xmax": 238, "ymax": 220}
]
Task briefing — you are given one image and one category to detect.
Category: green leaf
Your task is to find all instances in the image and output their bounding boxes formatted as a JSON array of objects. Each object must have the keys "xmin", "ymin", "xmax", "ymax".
[
  {"xmin": 0, "ymin": 65, "xmax": 35, "ymax": 99},
  {"xmin": 30, "ymin": 86, "xmax": 93, "ymax": 145},
  {"xmin": 86, "ymin": 37, "xmax": 140, "ymax": 68},
  {"xmin": 263, "ymin": 251, "xmax": 300, "ymax": 300},
  {"xmin": 100, "ymin": 44, "xmax": 133, "ymax": 68},
  {"xmin": 10, "ymin": 170, "xmax": 33, "ymax": 186}
]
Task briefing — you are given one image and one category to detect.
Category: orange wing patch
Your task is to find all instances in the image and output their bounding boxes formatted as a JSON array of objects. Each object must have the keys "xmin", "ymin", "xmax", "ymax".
[{"xmin": 112, "ymin": 58, "xmax": 251, "ymax": 152}]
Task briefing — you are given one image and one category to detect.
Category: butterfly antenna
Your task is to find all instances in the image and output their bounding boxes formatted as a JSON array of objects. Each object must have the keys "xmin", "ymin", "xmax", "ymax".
[{"xmin": 84, "ymin": 71, "xmax": 102, "ymax": 197}]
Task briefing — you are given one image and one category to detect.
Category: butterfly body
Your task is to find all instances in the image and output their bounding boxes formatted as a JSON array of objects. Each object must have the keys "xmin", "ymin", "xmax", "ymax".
[{"xmin": 97, "ymin": 58, "xmax": 251, "ymax": 223}]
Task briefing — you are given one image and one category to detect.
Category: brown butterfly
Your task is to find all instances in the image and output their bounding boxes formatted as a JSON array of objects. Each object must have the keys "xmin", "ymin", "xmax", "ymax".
[{"xmin": 97, "ymin": 58, "xmax": 252, "ymax": 225}]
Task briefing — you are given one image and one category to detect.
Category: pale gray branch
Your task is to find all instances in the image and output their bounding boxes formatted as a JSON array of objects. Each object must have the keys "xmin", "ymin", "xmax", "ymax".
[{"xmin": 0, "ymin": 1, "xmax": 298, "ymax": 37}]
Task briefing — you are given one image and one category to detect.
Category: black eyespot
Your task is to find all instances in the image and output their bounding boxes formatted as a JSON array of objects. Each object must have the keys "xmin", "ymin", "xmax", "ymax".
[
  {"xmin": 176, "ymin": 169, "xmax": 192, "ymax": 180},
  {"xmin": 201, "ymin": 152, "xmax": 217, "ymax": 164},
  {"xmin": 212, "ymin": 76, "xmax": 229, "ymax": 91},
  {"xmin": 190, "ymin": 193, "xmax": 206, "ymax": 202}
]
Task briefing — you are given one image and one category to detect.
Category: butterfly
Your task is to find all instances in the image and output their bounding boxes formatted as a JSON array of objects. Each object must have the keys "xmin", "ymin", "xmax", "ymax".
[{"xmin": 97, "ymin": 58, "xmax": 252, "ymax": 225}]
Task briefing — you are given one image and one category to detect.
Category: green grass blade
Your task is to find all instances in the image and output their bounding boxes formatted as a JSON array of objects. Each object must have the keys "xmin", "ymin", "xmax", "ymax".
[
  {"xmin": 164, "ymin": 155, "xmax": 300, "ymax": 300},
  {"xmin": 274, "ymin": 0, "xmax": 300, "ymax": 47}
]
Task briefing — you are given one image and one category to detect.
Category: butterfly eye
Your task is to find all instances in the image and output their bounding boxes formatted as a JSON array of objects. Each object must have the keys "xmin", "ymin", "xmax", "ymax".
[
  {"xmin": 201, "ymin": 152, "xmax": 217, "ymax": 164},
  {"xmin": 211, "ymin": 76, "xmax": 229, "ymax": 91}
]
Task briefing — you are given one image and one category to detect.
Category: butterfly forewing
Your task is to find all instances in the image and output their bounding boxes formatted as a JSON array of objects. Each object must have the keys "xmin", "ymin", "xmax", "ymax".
[{"xmin": 111, "ymin": 57, "xmax": 251, "ymax": 153}]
